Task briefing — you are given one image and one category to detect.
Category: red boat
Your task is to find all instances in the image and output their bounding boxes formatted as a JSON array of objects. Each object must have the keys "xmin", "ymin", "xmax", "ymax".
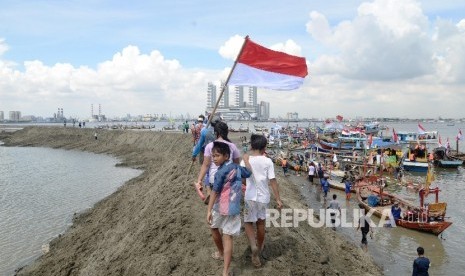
[{"xmin": 356, "ymin": 177, "xmax": 452, "ymax": 236}]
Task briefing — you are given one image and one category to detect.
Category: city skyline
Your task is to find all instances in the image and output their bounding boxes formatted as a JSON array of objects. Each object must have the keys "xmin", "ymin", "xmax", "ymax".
[{"xmin": 1, "ymin": 1, "xmax": 465, "ymax": 118}]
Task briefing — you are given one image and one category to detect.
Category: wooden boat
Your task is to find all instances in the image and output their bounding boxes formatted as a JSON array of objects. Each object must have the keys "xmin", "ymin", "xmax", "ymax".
[
  {"xmin": 230, "ymin": 127, "xmax": 249, "ymax": 133},
  {"xmin": 401, "ymin": 143, "xmax": 430, "ymax": 173},
  {"xmin": 356, "ymin": 179, "xmax": 452, "ymax": 235},
  {"xmin": 433, "ymin": 147, "xmax": 464, "ymax": 168}
]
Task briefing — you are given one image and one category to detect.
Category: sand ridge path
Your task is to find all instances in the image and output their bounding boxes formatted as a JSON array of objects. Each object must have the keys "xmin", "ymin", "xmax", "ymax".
[{"xmin": 0, "ymin": 126, "xmax": 382, "ymax": 276}]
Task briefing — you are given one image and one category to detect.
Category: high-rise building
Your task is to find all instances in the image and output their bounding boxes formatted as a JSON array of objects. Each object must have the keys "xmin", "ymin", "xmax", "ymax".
[
  {"xmin": 235, "ymin": 86, "xmax": 244, "ymax": 107},
  {"xmin": 248, "ymin": 86, "xmax": 257, "ymax": 107},
  {"xmin": 259, "ymin": 101, "xmax": 270, "ymax": 120},
  {"xmin": 207, "ymin": 82, "xmax": 217, "ymax": 108},
  {"xmin": 0, "ymin": 111, "xmax": 3, "ymax": 121},
  {"xmin": 9, "ymin": 111, "xmax": 21, "ymax": 122},
  {"xmin": 220, "ymin": 81, "xmax": 229, "ymax": 108}
]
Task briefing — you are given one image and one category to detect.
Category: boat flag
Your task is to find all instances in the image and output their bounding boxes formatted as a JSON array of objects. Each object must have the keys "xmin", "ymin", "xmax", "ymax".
[
  {"xmin": 392, "ymin": 128, "xmax": 399, "ymax": 143},
  {"xmin": 418, "ymin": 123, "xmax": 426, "ymax": 134},
  {"xmin": 336, "ymin": 115, "xmax": 343, "ymax": 122},
  {"xmin": 457, "ymin": 129, "xmax": 463, "ymax": 141},
  {"xmin": 228, "ymin": 36, "xmax": 308, "ymax": 90}
]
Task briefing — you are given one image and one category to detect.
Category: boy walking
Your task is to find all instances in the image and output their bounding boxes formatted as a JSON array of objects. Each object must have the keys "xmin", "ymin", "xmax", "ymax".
[
  {"xmin": 241, "ymin": 134, "xmax": 283, "ymax": 268},
  {"xmin": 327, "ymin": 194, "xmax": 341, "ymax": 230},
  {"xmin": 207, "ymin": 142, "xmax": 252, "ymax": 276}
]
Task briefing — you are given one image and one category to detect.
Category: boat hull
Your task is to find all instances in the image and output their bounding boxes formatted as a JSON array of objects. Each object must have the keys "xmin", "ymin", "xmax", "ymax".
[
  {"xmin": 401, "ymin": 160, "xmax": 429, "ymax": 172},
  {"xmin": 356, "ymin": 184, "xmax": 452, "ymax": 235}
]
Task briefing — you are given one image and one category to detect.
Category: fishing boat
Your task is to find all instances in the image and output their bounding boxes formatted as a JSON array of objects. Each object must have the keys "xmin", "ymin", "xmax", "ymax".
[
  {"xmin": 432, "ymin": 146, "xmax": 464, "ymax": 168},
  {"xmin": 356, "ymin": 179, "xmax": 452, "ymax": 235},
  {"xmin": 400, "ymin": 143, "xmax": 430, "ymax": 173},
  {"xmin": 396, "ymin": 130, "xmax": 439, "ymax": 145},
  {"xmin": 318, "ymin": 135, "xmax": 397, "ymax": 151}
]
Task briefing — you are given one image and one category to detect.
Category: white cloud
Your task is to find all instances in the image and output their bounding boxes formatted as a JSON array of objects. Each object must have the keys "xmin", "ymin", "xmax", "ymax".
[
  {"xmin": 307, "ymin": 0, "xmax": 434, "ymax": 80},
  {"xmin": 0, "ymin": 45, "xmax": 216, "ymax": 118}
]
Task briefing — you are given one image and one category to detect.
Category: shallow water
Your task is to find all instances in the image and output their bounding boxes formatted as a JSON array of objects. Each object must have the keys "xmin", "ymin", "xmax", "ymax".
[
  {"xmin": 288, "ymin": 164, "xmax": 465, "ymax": 275},
  {"xmin": 0, "ymin": 146, "xmax": 141, "ymax": 275}
]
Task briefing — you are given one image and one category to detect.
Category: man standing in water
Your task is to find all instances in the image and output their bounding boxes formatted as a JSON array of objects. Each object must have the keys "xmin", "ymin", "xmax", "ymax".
[
  {"xmin": 412, "ymin": 246, "xmax": 430, "ymax": 276},
  {"xmin": 356, "ymin": 203, "xmax": 373, "ymax": 252}
]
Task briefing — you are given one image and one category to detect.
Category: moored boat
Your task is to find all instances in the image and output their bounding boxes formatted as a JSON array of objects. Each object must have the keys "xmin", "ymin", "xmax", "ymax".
[
  {"xmin": 356, "ymin": 180, "xmax": 452, "ymax": 236},
  {"xmin": 433, "ymin": 146, "xmax": 464, "ymax": 168}
]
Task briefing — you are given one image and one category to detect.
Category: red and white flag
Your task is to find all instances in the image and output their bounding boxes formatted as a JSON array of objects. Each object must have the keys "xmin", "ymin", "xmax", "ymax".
[
  {"xmin": 418, "ymin": 123, "xmax": 426, "ymax": 134},
  {"xmin": 229, "ymin": 36, "xmax": 308, "ymax": 90},
  {"xmin": 438, "ymin": 135, "xmax": 443, "ymax": 147},
  {"xmin": 457, "ymin": 129, "xmax": 463, "ymax": 141},
  {"xmin": 336, "ymin": 115, "xmax": 343, "ymax": 122},
  {"xmin": 392, "ymin": 128, "xmax": 399, "ymax": 143}
]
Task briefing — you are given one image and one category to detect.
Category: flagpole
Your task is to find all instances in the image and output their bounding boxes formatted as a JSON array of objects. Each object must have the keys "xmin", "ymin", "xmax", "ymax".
[{"xmin": 206, "ymin": 35, "xmax": 250, "ymax": 127}]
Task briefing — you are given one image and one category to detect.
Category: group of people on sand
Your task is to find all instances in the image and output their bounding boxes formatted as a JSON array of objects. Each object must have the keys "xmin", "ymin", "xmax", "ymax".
[{"xmin": 191, "ymin": 115, "xmax": 282, "ymax": 276}]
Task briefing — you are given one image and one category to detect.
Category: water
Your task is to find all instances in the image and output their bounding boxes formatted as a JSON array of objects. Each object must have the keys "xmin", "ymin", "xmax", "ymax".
[
  {"xmin": 282, "ymin": 121, "xmax": 465, "ymax": 275},
  {"xmin": 0, "ymin": 146, "xmax": 142, "ymax": 275}
]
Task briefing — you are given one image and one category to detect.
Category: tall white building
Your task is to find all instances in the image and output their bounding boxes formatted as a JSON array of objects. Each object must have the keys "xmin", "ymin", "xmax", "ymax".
[
  {"xmin": 235, "ymin": 86, "xmax": 244, "ymax": 107},
  {"xmin": 9, "ymin": 111, "xmax": 21, "ymax": 122},
  {"xmin": 219, "ymin": 81, "xmax": 229, "ymax": 108},
  {"xmin": 259, "ymin": 101, "xmax": 270, "ymax": 120},
  {"xmin": 248, "ymin": 86, "xmax": 257, "ymax": 107},
  {"xmin": 207, "ymin": 82, "xmax": 217, "ymax": 108}
]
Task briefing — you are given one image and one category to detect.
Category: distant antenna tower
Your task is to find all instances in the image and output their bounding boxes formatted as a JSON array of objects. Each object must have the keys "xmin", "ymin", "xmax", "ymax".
[
  {"xmin": 91, "ymin": 104, "xmax": 94, "ymax": 117},
  {"xmin": 99, "ymin": 104, "xmax": 101, "ymax": 117}
]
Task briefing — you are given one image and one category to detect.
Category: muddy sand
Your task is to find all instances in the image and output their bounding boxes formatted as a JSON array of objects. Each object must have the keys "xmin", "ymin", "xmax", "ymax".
[{"xmin": 0, "ymin": 126, "xmax": 382, "ymax": 276}]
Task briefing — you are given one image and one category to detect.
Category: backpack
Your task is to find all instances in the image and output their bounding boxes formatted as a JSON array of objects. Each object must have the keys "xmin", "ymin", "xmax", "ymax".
[{"xmin": 201, "ymin": 126, "xmax": 216, "ymax": 152}]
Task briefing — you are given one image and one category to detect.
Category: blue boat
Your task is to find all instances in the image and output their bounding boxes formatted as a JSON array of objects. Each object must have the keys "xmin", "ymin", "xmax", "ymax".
[{"xmin": 433, "ymin": 147, "xmax": 464, "ymax": 168}]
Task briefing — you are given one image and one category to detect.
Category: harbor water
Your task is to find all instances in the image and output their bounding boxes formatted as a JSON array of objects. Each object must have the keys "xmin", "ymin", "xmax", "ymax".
[{"xmin": 0, "ymin": 146, "xmax": 141, "ymax": 275}]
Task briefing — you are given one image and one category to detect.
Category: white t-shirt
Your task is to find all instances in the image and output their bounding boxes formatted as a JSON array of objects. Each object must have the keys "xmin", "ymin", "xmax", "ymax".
[
  {"xmin": 241, "ymin": 155, "xmax": 276, "ymax": 204},
  {"xmin": 333, "ymin": 154, "xmax": 338, "ymax": 163},
  {"xmin": 308, "ymin": 164, "xmax": 315, "ymax": 176}
]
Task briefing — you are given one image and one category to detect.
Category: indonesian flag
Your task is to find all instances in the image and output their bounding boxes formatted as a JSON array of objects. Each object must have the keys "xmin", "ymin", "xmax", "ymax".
[
  {"xmin": 336, "ymin": 115, "xmax": 343, "ymax": 122},
  {"xmin": 418, "ymin": 123, "xmax": 426, "ymax": 134},
  {"xmin": 457, "ymin": 129, "xmax": 463, "ymax": 141},
  {"xmin": 438, "ymin": 135, "xmax": 443, "ymax": 147},
  {"xmin": 229, "ymin": 36, "xmax": 308, "ymax": 90},
  {"xmin": 392, "ymin": 128, "xmax": 399, "ymax": 143}
]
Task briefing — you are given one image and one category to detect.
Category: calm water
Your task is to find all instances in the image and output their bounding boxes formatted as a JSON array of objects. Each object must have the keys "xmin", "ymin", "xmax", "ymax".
[{"xmin": 0, "ymin": 146, "xmax": 141, "ymax": 275}]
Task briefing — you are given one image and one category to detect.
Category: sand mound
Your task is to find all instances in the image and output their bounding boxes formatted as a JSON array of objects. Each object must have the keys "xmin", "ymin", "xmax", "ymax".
[{"xmin": 0, "ymin": 126, "xmax": 382, "ymax": 276}]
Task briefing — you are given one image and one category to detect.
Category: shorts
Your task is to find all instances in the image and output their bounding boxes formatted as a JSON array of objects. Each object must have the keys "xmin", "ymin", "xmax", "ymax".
[
  {"xmin": 211, "ymin": 210, "xmax": 241, "ymax": 236},
  {"xmin": 244, "ymin": 200, "xmax": 268, "ymax": 223}
]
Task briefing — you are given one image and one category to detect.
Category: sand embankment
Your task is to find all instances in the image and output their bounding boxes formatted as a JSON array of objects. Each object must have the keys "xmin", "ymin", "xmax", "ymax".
[{"xmin": 0, "ymin": 126, "xmax": 382, "ymax": 276}]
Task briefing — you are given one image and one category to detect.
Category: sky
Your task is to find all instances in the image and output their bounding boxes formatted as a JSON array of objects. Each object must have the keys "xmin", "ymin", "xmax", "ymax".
[{"xmin": 1, "ymin": 0, "xmax": 465, "ymax": 120}]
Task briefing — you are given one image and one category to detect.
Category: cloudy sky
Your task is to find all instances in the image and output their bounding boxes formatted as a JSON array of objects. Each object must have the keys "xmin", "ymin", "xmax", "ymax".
[{"xmin": 1, "ymin": 0, "xmax": 464, "ymax": 119}]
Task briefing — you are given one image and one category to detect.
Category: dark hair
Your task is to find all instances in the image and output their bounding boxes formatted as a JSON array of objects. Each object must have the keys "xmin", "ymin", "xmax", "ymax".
[
  {"xmin": 332, "ymin": 194, "xmax": 337, "ymax": 200},
  {"xmin": 214, "ymin": 122, "xmax": 231, "ymax": 142},
  {"xmin": 199, "ymin": 114, "xmax": 205, "ymax": 120},
  {"xmin": 250, "ymin": 134, "xmax": 267, "ymax": 151},
  {"xmin": 212, "ymin": 141, "xmax": 230, "ymax": 157},
  {"xmin": 417, "ymin": 247, "xmax": 424, "ymax": 255}
]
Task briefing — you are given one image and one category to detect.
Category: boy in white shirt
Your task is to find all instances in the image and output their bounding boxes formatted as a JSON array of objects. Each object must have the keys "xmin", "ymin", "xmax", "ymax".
[{"xmin": 241, "ymin": 134, "xmax": 283, "ymax": 268}]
